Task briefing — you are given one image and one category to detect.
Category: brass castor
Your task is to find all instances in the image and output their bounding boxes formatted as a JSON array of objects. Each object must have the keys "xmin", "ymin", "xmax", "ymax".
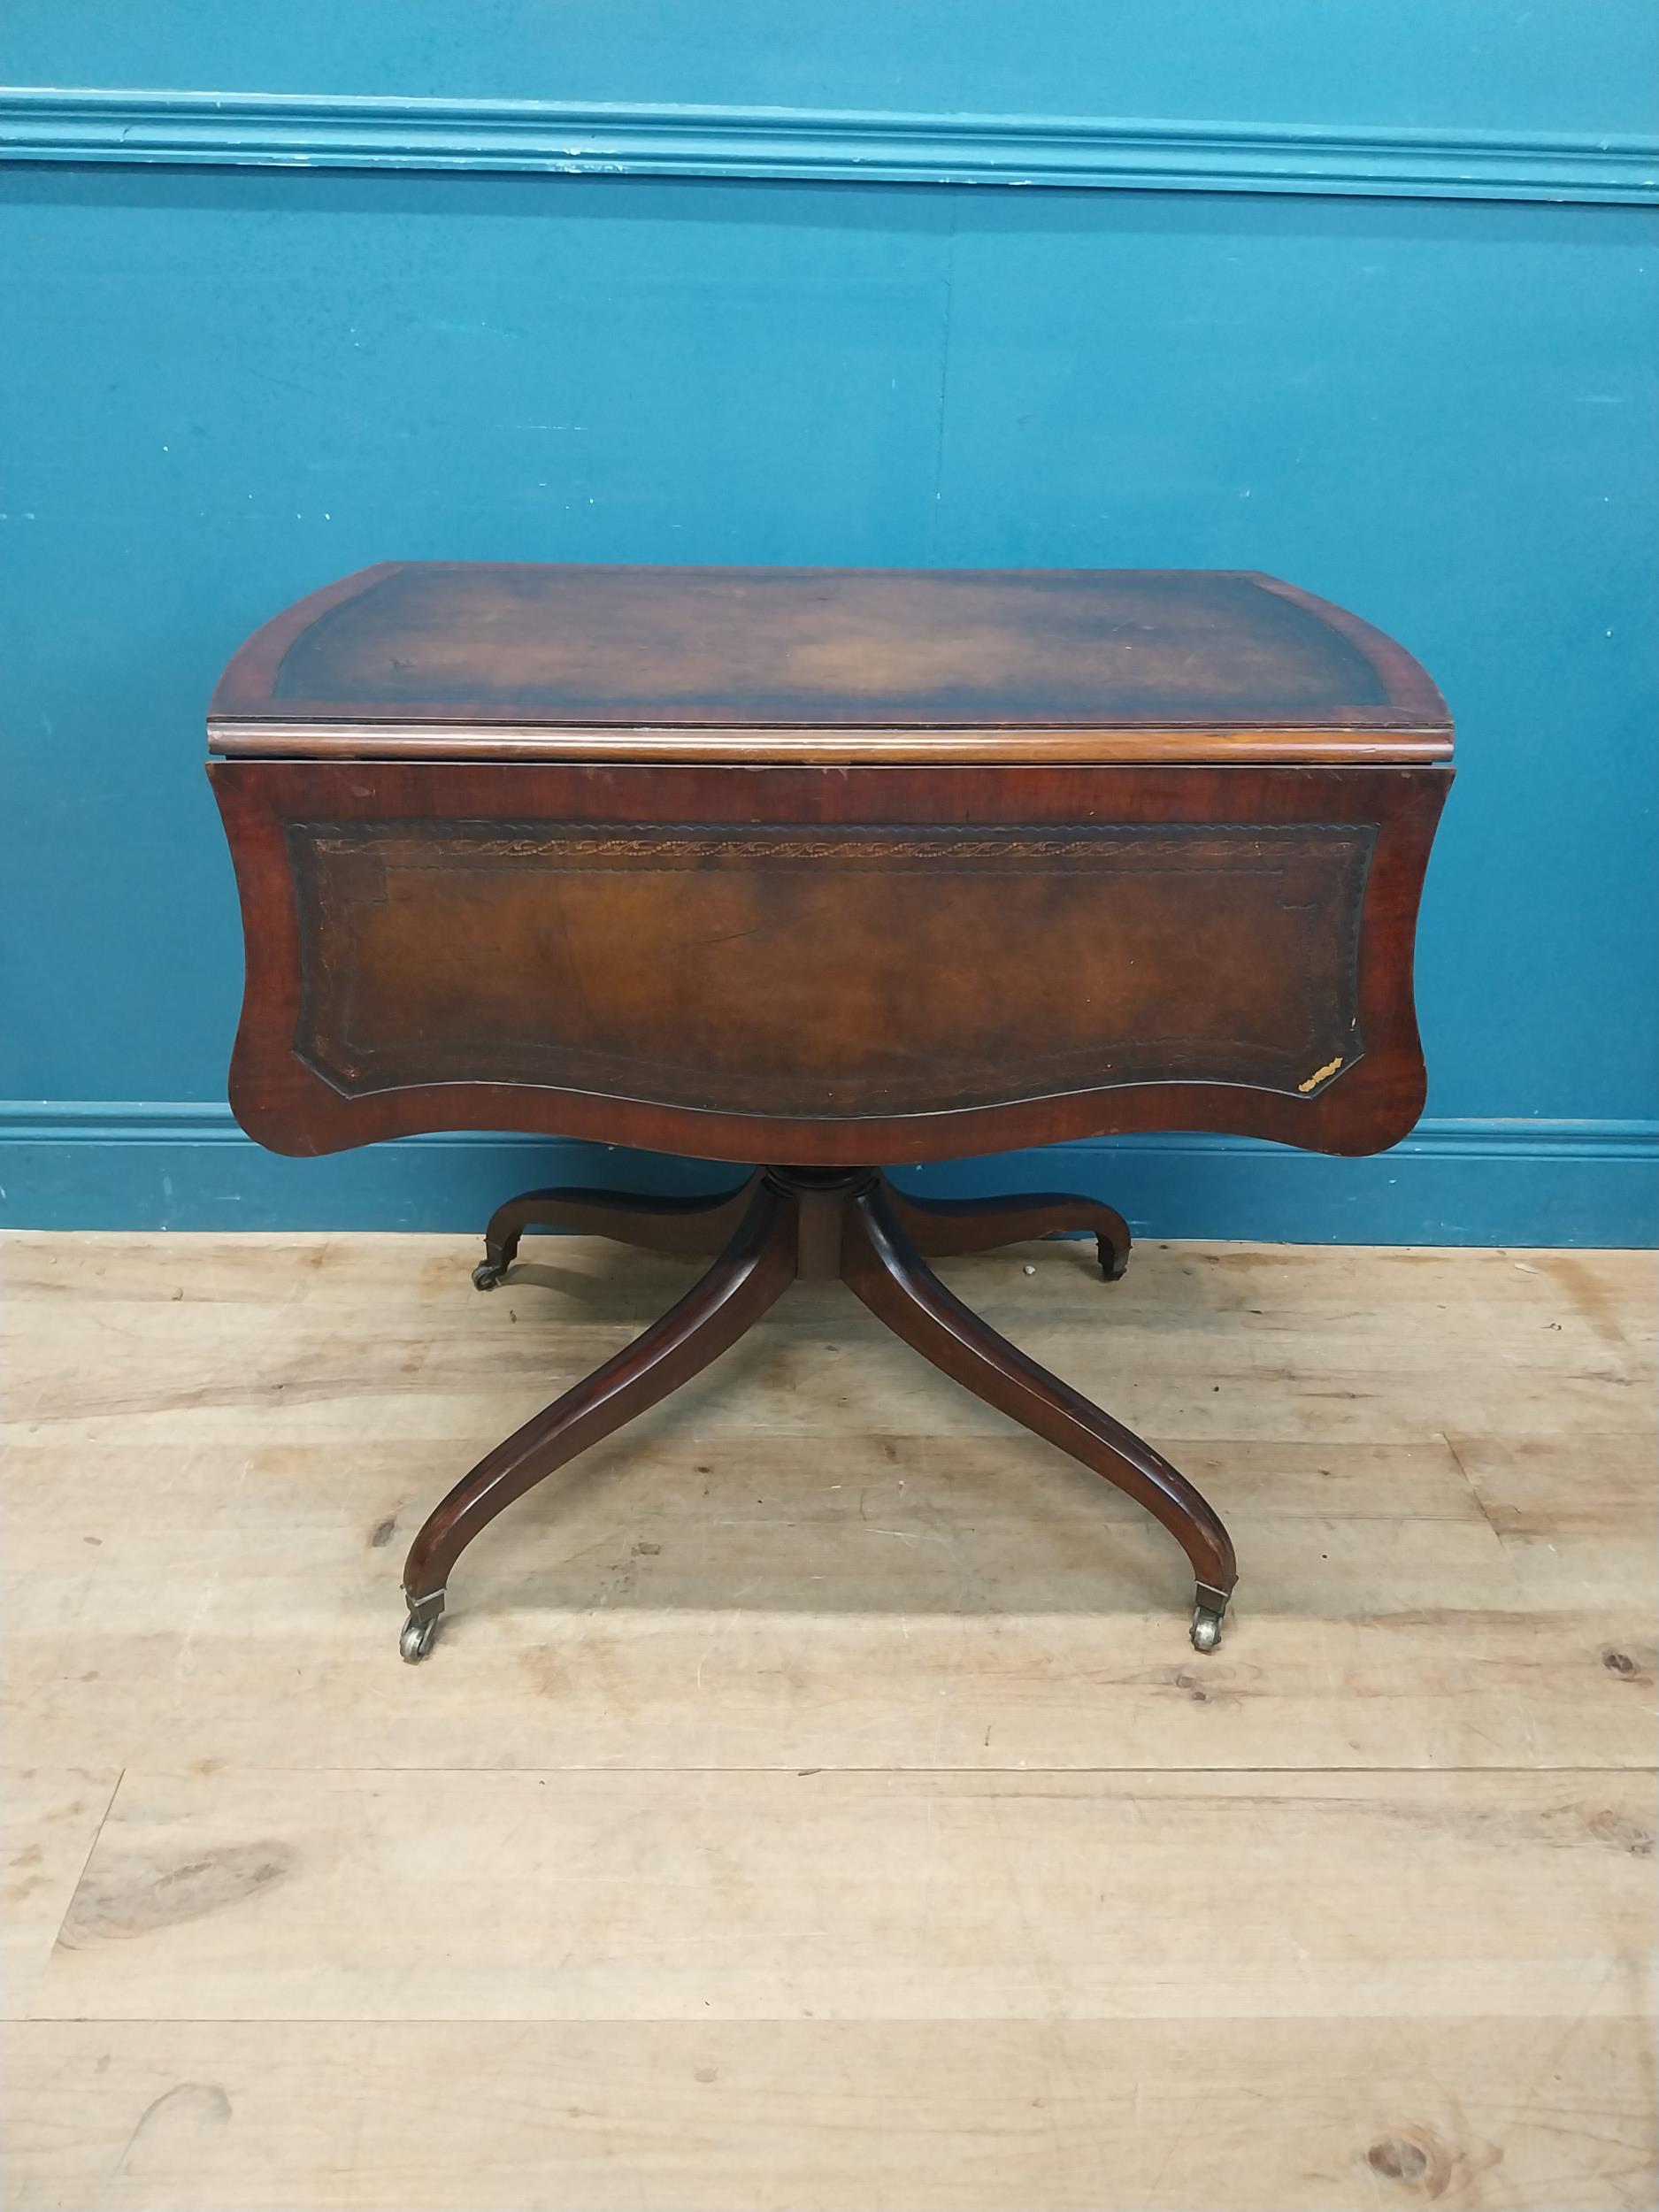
[
  {"xmin": 400, "ymin": 1593, "xmax": 445, "ymax": 1663},
  {"xmin": 1190, "ymin": 1606, "xmax": 1223, "ymax": 1653},
  {"xmin": 1189, "ymin": 1580, "xmax": 1233, "ymax": 1653}
]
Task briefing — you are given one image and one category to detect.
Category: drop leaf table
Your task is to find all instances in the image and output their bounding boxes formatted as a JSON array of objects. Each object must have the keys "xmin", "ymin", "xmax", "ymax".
[{"xmin": 208, "ymin": 564, "xmax": 1452, "ymax": 1661}]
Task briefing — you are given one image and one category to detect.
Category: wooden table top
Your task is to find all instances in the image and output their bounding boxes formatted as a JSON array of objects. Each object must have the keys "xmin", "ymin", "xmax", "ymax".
[{"xmin": 208, "ymin": 564, "xmax": 1451, "ymax": 766}]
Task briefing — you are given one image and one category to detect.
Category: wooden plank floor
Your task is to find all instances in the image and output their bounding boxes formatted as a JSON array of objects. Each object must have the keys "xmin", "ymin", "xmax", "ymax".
[{"xmin": 2, "ymin": 1230, "xmax": 1654, "ymax": 2211}]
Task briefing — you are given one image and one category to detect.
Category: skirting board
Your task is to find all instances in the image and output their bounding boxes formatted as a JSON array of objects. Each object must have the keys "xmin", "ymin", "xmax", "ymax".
[{"xmin": 1, "ymin": 1104, "xmax": 1654, "ymax": 1246}]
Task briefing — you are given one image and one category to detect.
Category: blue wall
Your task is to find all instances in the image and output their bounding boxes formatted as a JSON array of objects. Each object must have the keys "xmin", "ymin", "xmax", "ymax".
[{"xmin": 4, "ymin": 3, "xmax": 1656, "ymax": 1241}]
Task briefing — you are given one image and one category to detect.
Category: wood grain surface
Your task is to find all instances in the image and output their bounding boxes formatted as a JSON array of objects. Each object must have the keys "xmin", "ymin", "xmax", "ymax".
[{"xmin": 3, "ymin": 1231, "xmax": 1652, "ymax": 2208}]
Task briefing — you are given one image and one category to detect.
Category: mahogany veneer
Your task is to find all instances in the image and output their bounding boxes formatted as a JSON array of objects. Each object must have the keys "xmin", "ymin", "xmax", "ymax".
[{"xmin": 209, "ymin": 563, "xmax": 1452, "ymax": 1660}]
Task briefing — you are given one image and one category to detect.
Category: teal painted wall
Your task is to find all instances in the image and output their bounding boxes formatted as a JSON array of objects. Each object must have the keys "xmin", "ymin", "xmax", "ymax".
[{"xmin": 4, "ymin": 3, "xmax": 1656, "ymax": 1240}]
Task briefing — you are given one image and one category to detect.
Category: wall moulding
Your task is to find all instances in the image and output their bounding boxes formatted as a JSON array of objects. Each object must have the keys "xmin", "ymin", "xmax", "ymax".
[{"xmin": 4, "ymin": 87, "xmax": 1656, "ymax": 205}]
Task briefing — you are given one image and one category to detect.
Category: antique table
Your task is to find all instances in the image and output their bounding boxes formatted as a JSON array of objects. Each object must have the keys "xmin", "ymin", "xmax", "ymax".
[{"xmin": 208, "ymin": 563, "xmax": 1452, "ymax": 1661}]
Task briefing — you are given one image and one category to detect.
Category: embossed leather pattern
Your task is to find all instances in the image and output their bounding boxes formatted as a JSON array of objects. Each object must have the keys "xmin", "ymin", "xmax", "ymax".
[{"xmin": 289, "ymin": 818, "xmax": 1375, "ymax": 1117}]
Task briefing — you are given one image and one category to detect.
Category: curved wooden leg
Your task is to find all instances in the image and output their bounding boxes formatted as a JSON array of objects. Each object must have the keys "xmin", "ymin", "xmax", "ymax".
[
  {"xmin": 473, "ymin": 1172, "xmax": 762, "ymax": 1288},
  {"xmin": 403, "ymin": 1176, "xmax": 796, "ymax": 1658},
  {"xmin": 842, "ymin": 1182, "xmax": 1235, "ymax": 1648},
  {"xmin": 882, "ymin": 1180, "xmax": 1132, "ymax": 1281}
]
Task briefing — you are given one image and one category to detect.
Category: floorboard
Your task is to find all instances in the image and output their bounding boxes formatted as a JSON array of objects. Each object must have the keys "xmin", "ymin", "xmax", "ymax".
[{"xmin": 2, "ymin": 1232, "xmax": 1653, "ymax": 2209}]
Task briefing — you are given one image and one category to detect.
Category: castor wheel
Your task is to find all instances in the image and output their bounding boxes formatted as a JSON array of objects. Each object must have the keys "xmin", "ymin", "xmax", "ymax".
[
  {"xmin": 1190, "ymin": 1580, "xmax": 1231, "ymax": 1653},
  {"xmin": 1098, "ymin": 1237, "xmax": 1130, "ymax": 1283},
  {"xmin": 1189, "ymin": 1580, "xmax": 1232, "ymax": 1653},
  {"xmin": 472, "ymin": 1260, "xmax": 504, "ymax": 1292},
  {"xmin": 400, "ymin": 1604, "xmax": 442, "ymax": 1663}
]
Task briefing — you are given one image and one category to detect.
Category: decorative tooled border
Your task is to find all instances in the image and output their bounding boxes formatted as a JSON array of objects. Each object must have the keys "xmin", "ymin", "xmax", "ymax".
[{"xmin": 288, "ymin": 818, "xmax": 1376, "ymax": 1110}]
